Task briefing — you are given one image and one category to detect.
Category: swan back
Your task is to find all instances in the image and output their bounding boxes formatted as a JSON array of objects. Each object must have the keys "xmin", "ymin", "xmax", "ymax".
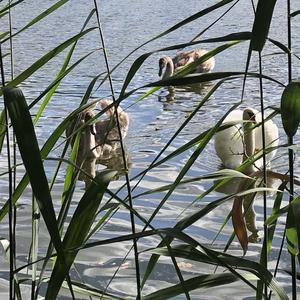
[
  {"xmin": 95, "ymin": 99, "xmax": 129, "ymax": 148},
  {"xmin": 214, "ymin": 108, "xmax": 279, "ymax": 170},
  {"xmin": 173, "ymin": 49, "xmax": 215, "ymax": 73}
]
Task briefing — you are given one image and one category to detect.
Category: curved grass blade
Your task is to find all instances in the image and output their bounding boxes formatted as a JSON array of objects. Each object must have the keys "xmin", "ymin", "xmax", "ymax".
[
  {"xmin": 250, "ymin": 0, "xmax": 278, "ymax": 51},
  {"xmin": 120, "ymin": 32, "xmax": 251, "ymax": 98},
  {"xmin": 286, "ymin": 196, "xmax": 300, "ymax": 256},
  {"xmin": 151, "ymin": 244, "xmax": 289, "ymax": 299},
  {"xmin": 2, "ymin": 0, "xmax": 70, "ymax": 43},
  {"xmin": 3, "ymin": 87, "xmax": 71, "ymax": 292},
  {"xmin": 46, "ymin": 170, "xmax": 116, "ymax": 299},
  {"xmin": 61, "ymin": 281, "xmax": 124, "ymax": 300},
  {"xmin": 268, "ymin": 38, "xmax": 291, "ymax": 54},
  {"xmin": 144, "ymin": 273, "xmax": 238, "ymax": 300},
  {"xmin": 0, "ymin": 110, "xmax": 6, "ymax": 153},
  {"xmin": 0, "ymin": 1, "xmax": 25, "ymax": 19},
  {"xmin": 0, "ymin": 100, "xmax": 100, "ymax": 221},
  {"xmin": 146, "ymin": 72, "xmax": 284, "ymax": 89},
  {"xmin": 290, "ymin": 10, "xmax": 300, "ymax": 17},
  {"xmin": 0, "ymin": 27, "xmax": 96, "ymax": 96},
  {"xmin": 32, "ymin": 9, "xmax": 96, "ymax": 124}
]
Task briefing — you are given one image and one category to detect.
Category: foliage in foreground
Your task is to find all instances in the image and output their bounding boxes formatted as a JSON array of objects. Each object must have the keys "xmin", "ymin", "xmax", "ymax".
[{"xmin": 0, "ymin": 0, "xmax": 299, "ymax": 299}]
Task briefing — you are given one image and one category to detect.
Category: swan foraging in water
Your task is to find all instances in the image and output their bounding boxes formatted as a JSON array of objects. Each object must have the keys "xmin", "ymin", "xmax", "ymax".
[
  {"xmin": 214, "ymin": 108, "xmax": 279, "ymax": 172},
  {"xmin": 66, "ymin": 108, "xmax": 101, "ymax": 159},
  {"xmin": 158, "ymin": 49, "xmax": 215, "ymax": 79},
  {"xmin": 95, "ymin": 99, "xmax": 129, "ymax": 158},
  {"xmin": 66, "ymin": 99, "xmax": 129, "ymax": 159}
]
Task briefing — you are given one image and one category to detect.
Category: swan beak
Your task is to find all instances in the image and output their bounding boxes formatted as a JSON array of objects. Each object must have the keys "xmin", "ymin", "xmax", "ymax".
[
  {"xmin": 90, "ymin": 125, "xmax": 96, "ymax": 136},
  {"xmin": 158, "ymin": 66, "xmax": 163, "ymax": 77}
]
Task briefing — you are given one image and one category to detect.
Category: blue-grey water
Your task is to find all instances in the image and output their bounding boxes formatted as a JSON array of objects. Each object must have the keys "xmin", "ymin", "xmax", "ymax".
[{"xmin": 0, "ymin": 0, "xmax": 300, "ymax": 299}]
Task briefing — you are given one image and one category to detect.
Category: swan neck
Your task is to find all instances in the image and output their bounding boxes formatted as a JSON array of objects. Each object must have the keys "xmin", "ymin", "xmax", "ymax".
[
  {"xmin": 243, "ymin": 122, "xmax": 255, "ymax": 172},
  {"xmin": 163, "ymin": 58, "xmax": 174, "ymax": 79}
]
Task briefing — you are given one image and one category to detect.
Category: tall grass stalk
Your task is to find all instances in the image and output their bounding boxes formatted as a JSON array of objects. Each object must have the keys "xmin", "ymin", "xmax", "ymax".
[
  {"xmin": 93, "ymin": 1, "xmax": 141, "ymax": 298},
  {"xmin": 286, "ymin": 0, "xmax": 297, "ymax": 299},
  {"xmin": 258, "ymin": 51, "xmax": 268, "ymax": 299},
  {"xmin": 0, "ymin": 41, "xmax": 15, "ymax": 299}
]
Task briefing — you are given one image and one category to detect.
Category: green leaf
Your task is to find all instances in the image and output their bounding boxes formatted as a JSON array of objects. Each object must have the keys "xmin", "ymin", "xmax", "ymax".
[
  {"xmin": 0, "ymin": 110, "xmax": 6, "ymax": 154},
  {"xmin": 144, "ymin": 273, "xmax": 238, "ymax": 300},
  {"xmin": 0, "ymin": 101, "xmax": 99, "ymax": 222},
  {"xmin": 0, "ymin": 27, "xmax": 96, "ymax": 96},
  {"xmin": 281, "ymin": 81, "xmax": 300, "ymax": 137},
  {"xmin": 286, "ymin": 196, "xmax": 300, "ymax": 256},
  {"xmin": 2, "ymin": 0, "xmax": 70, "ymax": 43},
  {"xmin": 3, "ymin": 87, "xmax": 67, "ymax": 279},
  {"xmin": 150, "ymin": 243, "xmax": 289, "ymax": 300},
  {"xmin": 290, "ymin": 10, "xmax": 300, "ymax": 17},
  {"xmin": 251, "ymin": 0, "xmax": 278, "ymax": 51},
  {"xmin": 46, "ymin": 170, "xmax": 116, "ymax": 299}
]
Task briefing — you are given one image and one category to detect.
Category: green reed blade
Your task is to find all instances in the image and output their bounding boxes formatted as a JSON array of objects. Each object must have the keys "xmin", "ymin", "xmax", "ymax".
[
  {"xmin": 3, "ymin": 87, "xmax": 70, "ymax": 289},
  {"xmin": 251, "ymin": 0, "xmax": 278, "ymax": 52},
  {"xmin": 46, "ymin": 170, "xmax": 116, "ymax": 299},
  {"xmin": 144, "ymin": 273, "xmax": 238, "ymax": 300},
  {"xmin": 0, "ymin": 27, "xmax": 96, "ymax": 96},
  {"xmin": 2, "ymin": 0, "xmax": 70, "ymax": 43}
]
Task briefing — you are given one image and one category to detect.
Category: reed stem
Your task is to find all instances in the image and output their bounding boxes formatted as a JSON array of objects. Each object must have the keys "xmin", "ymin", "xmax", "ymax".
[
  {"xmin": 93, "ymin": 1, "xmax": 141, "ymax": 298},
  {"xmin": 0, "ymin": 43, "xmax": 15, "ymax": 299}
]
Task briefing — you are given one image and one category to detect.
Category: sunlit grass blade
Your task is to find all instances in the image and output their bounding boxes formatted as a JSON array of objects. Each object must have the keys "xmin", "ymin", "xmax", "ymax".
[
  {"xmin": 46, "ymin": 170, "xmax": 116, "ymax": 299},
  {"xmin": 150, "ymin": 244, "xmax": 289, "ymax": 299},
  {"xmin": 33, "ymin": 8, "xmax": 96, "ymax": 123},
  {"xmin": 0, "ymin": 100, "xmax": 99, "ymax": 221},
  {"xmin": 2, "ymin": 0, "xmax": 70, "ymax": 43},
  {"xmin": 0, "ymin": 27, "xmax": 96, "ymax": 96},
  {"xmin": 144, "ymin": 273, "xmax": 238, "ymax": 300},
  {"xmin": 266, "ymin": 182, "xmax": 287, "ymax": 254},
  {"xmin": 3, "ymin": 87, "xmax": 69, "ymax": 287},
  {"xmin": 0, "ymin": 0, "xmax": 24, "ymax": 19}
]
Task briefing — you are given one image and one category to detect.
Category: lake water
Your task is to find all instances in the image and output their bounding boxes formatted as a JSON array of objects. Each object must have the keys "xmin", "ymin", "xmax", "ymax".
[{"xmin": 0, "ymin": 0, "xmax": 300, "ymax": 299}]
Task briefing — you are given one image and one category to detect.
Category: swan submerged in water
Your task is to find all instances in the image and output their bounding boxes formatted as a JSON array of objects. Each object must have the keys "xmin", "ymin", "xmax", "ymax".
[
  {"xmin": 158, "ymin": 49, "xmax": 215, "ymax": 79},
  {"xmin": 66, "ymin": 99, "xmax": 129, "ymax": 160},
  {"xmin": 214, "ymin": 108, "xmax": 279, "ymax": 172}
]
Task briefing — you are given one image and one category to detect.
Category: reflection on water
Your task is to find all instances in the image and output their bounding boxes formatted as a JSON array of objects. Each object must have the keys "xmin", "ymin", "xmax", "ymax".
[
  {"xmin": 157, "ymin": 82, "xmax": 214, "ymax": 104},
  {"xmin": 77, "ymin": 146, "xmax": 131, "ymax": 188},
  {"xmin": 0, "ymin": 0, "xmax": 299, "ymax": 298},
  {"xmin": 215, "ymin": 172, "xmax": 279, "ymax": 244}
]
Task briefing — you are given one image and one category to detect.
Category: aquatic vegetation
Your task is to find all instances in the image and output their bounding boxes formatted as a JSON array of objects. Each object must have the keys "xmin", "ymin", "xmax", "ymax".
[{"xmin": 0, "ymin": 0, "xmax": 299, "ymax": 299}]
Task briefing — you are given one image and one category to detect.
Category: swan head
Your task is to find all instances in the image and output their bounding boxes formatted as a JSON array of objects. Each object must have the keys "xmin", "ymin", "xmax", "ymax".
[
  {"xmin": 84, "ymin": 110, "xmax": 96, "ymax": 136},
  {"xmin": 243, "ymin": 108, "xmax": 257, "ymax": 124},
  {"xmin": 158, "ymin": 56, "xmax": 173, "ymax": 78}
]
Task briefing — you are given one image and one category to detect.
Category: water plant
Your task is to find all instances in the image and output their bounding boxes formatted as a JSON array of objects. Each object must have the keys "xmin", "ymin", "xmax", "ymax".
[{"xmin": 0, "ymin": 0, "xmax": 299, "ymax": 299}]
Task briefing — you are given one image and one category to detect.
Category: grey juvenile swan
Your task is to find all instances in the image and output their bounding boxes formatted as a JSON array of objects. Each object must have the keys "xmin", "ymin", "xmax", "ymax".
[
  {"xmin": 158, "ymin": 49, "xmax": 215, "ymax": 79},
  {"xmin": 66, "ymin": 99, "xmax": 129, "ymax": 159}
]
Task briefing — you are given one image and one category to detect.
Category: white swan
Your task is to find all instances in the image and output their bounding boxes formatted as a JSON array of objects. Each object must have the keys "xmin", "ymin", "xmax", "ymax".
[
  {"xmin": 214, "ymin": 108, "xmax": 279, "ymax": 172},
  {"xmin": 158, "ymin": 49, "xmax": 215, "ymax": 79},
  {"xmin": 66, "ymin": 100, "xmax": 129, "ymax": 159}
]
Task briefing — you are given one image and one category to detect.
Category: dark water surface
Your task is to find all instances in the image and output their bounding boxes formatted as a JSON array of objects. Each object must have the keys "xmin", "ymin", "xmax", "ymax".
[{"xmin": 0, "ymin": 0, "xmax": 300, "ymax": 298}]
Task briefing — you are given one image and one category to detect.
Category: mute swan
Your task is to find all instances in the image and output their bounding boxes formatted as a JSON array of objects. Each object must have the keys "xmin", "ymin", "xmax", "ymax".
[
  {"xmin": 158, "ymin": 49, "xmax": 215, "ymax": 79},
  {"xmin": 66, "ymin": 99, "xmax": 129, "ymax": 159},
  {"xmin": 214, "ymin": 108, "xmax": 279, "ymax": 172}
]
